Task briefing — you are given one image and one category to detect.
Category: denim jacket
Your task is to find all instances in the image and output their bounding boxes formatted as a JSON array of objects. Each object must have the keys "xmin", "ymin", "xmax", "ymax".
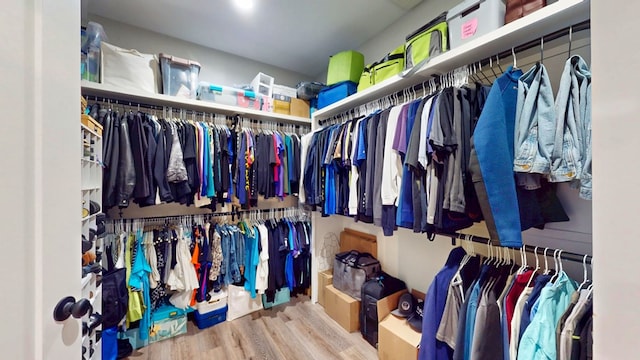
[
  {"xmin": 551, "ymin": 56, "xmax": 590, "ymax": 184},
  {"xmin": 569, "ymin": 56, "xmax": 592, "ymax": 199},
  {"xmin": 513, "ymin": 63, "xmax": 556, "ymax": 185}
]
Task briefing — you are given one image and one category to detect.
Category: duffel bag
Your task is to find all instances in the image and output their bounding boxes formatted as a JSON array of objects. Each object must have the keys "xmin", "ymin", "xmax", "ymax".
[
  {"xmin": 333, "ymin": 250, "xmax": 381, "ymax": 300},
  {"xmin": 404, "ymin": 12, "xmax": 448, "ymax": 71}
]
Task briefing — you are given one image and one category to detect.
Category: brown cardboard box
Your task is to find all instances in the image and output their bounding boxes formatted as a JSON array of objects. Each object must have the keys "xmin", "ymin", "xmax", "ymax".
[
  {"xmin": 324, "ymin": 284, "xmax": 360, "ymax": 332},
  {"xmin": 290, "ymin": 98, "xmax": 310, "ymax": 118},
  {"xmin": 318, "ymin": 270, "xmax": 333, "ymax": 307},
  {"xmin": 273, "ymin": 99, "xmax": 291, "ymax": 115},
  {"xmin": 340, "ymin": 228, "xmax": 377, "ymax": 258},
  {"xmin": 378, "ymin": 315, "xmax": 421, "ymax": 360},
  {"xmin": 377, "ymin": 289, "xmax": 424, "ymax": 360}
]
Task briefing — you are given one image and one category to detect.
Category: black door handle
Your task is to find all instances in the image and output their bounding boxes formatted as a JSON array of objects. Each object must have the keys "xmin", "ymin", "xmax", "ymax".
[{"xmin": 53, "ymin": 296, "xmax": 93, "ymax": 321}]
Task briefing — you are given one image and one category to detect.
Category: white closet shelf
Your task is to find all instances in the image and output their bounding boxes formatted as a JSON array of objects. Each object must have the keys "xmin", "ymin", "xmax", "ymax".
[
  {"xmin": 313, "ymin": 0, "xmax": 590, "ymax": 121},
  {"xmin": 82, "ymin": 80, "xmax": 312, "ymax": 126},
  {"xmin": 81, "ymin": 123, "xmax": 102, "ymax": 138}
]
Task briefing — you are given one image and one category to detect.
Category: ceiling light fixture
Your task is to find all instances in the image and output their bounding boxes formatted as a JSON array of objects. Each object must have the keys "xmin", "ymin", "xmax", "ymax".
[{"xmin": 233, "ymin": 0, "xmax": 255, "ymax": 12}]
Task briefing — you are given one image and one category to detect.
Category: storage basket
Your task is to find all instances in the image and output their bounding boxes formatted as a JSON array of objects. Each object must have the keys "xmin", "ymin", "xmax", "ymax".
[{"xmin": 447, "ymin": 0, "xmax": 506, "ymax": 49}]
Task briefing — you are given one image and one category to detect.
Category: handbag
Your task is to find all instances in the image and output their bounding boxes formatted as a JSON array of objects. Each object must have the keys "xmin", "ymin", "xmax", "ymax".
[
  {"xmin": 332, "ymin": 250, "xmax": 381, "ymax": 300},
  {"xmin": 505, "ymin": 0, "xmax": 547, "ymax": 24}
]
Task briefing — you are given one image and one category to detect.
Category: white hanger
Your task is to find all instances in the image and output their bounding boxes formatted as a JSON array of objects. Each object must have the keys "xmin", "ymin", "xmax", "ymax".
[
  {"xmin": 512, "ymin": 47, "xmax": 518, "ymax": 69},
  {"xmin": 525, "ymin": 247, "xmax": 540, "ymax": 288},
  {"xmin": 578, "ymin": 255, "xmax": 590, "ymax": 290}
]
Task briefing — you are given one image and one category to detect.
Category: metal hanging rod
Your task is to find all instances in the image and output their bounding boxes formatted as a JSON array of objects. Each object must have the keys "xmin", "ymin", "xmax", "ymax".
[
  {"xmin": 85, "ymin": 94, "xmax": 312, "ymax": 130},
  {"xmin": 445, "ymin": 232, "xmax": 592, "ymax": 264},
  {"xmin": 108, "ymin": 206, "xmax": 307, "ymax": 222}
]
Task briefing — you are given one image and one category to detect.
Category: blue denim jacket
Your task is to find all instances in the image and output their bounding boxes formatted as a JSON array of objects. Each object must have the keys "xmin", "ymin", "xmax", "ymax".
[
  {"xmin": 551, "ymin": 56, "xmax": 589, "ymax": 184},
  {"xmin": 569, "ymin": 56, "xmax": 592, "ymax": 200},
  {"xmin": 513, "ymin": 63, "xmax": 556, "ymax": 181}
]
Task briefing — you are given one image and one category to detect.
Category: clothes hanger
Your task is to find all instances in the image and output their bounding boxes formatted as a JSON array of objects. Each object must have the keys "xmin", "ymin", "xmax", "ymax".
[
  {"xmin": 550, "ymin": 249, "xmax": 561, "ymax": 283},
  {"xmin": 567, "ymin": 26, "xmax": 573, "ymax": 59},
  {"xmin": 578, "ymin": 255, "xmax": 592, "ymax": 290},
  {"xmin": 511, "ymin": 47, "xmax": 518, "ymax": 69},
  {"xmin": 524, "ymin": 246, "xmax": 540, "ymax": 288}
]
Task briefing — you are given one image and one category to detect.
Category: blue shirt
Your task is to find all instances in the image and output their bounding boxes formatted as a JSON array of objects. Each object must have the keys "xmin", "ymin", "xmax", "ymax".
[
  {"xmin": 418, "ymin": 247, "xmax": 466, "ymax": 360},
  {"xmin": 397, "ymin": 100, "xmax": 421, "ymax": 228},
  {"xmin": 463, "ymin": 265, "xmax": 491, "ymax": 360}
]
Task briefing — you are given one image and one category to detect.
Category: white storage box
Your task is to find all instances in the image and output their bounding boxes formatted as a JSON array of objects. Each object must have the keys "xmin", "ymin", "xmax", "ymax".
[
  {"xmin": 251, "ymin": 72, "xmax": 274, "ymax": 98},
  {"xmin": 197, "ymin": 82, "xmax": 268, "ymax": 111},
  {"xmin": 227, "ymin": 285, "xmax": 263, "ymax": 321},
  {"xmin": 447, "ymin": 0, "xmax": 505, "ymax": 49},
  {"xmin": 196, "ymin": 289, "xmax": 228, "ymax": 314},
  {"xmin": 272, "ymin": 84, "xmax": 297, "ymax": 99},
  {"xmin": 101, "ymin": 42, "xmax": 162, "ymax": 94},
  {"xmin": 159, "ymin": 53, "xmax": 201, "ymax": 99}
]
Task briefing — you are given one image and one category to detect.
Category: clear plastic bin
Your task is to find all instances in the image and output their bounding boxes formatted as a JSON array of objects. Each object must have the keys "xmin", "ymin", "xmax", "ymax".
[
  {"xmin": 197, "ymin": 82, "xmax": 264, "ymax": 110},
  {"xmin": 159, "ymin": 53, "xmax": 201, "ymax": 99}
]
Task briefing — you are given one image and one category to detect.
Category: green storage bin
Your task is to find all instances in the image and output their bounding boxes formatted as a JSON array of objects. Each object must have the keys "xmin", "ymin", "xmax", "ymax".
[{"xmin": 327, "ymin": 50, "xmax": 365, "ymax": 86}]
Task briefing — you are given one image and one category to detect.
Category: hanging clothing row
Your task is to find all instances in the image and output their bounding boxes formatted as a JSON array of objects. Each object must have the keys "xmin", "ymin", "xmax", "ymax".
[
  {"xmin": 102, "ymin": 208, "xmax": 311, "ymax": 340},
  {"xmin": 87, "ymin": 102, "xmax": 306, "ymax": 211},
  {"xmin": 302, "ymin": 55, "xmax": 592, "ymax": 248},
  {"xmin": 417, "ymin": 243, "xmax": 593, "ymax": 360}
]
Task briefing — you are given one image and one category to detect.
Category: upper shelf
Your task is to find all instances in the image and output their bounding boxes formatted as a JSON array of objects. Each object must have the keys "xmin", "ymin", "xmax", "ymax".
[
  {"xmin": 81, "ymin": 80, "xmax": 312, "ymax": 126},
  {"xmin": 313, "ymin": 0, "xmax": 590, "ymax": 121}
]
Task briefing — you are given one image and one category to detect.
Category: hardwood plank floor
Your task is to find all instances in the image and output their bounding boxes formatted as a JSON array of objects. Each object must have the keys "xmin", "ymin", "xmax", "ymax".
[{"xmin": 123, "ymin": 295, "xmax": 378, "ymax": 360}]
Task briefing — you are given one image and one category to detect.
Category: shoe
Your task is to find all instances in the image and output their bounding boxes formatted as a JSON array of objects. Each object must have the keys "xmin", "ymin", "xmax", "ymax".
[
  {"xmin": 89, "ymin": 201, "xmax": 100, "ymax": 215},
  {"xmin": 82, "ymin": 235, "xmax": 92, "ymax": 254}
]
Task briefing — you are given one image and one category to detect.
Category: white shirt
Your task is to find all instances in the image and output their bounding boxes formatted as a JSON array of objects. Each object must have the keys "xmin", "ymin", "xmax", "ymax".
[
  {"xmin": 381, "ymin": 105, "xmax": 404, "ymax": 206},
  {"xmin": 348, "ymin": 118, "xmax": 363, "ymax": 215}
]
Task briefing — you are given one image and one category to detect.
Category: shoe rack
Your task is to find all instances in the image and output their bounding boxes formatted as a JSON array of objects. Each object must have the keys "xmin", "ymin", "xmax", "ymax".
[{"xmin": 81, "ymin": 97, "xmax": 104, "ymax": 360}]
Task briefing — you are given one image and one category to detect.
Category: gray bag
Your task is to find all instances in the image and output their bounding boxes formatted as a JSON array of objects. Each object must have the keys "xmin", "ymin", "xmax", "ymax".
[{"xmin": 333, "ymin": 251, "xmax": 381, "ymax": 300}]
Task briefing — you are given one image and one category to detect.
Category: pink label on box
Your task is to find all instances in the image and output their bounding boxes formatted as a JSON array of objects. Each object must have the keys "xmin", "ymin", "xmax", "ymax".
[{"xmin": 461, "ymin": 18, "xmax": 478, "ymax": 39}]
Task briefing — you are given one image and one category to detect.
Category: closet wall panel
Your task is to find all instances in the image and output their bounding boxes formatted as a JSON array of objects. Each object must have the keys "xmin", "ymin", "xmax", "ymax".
[{"xmin": 87, "ymin": 15, "xmax": 314, "ymax": 88}]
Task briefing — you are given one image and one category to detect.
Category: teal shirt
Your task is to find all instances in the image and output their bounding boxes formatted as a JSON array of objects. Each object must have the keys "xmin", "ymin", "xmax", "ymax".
[
  {"xmin": 242, "ymin": 223, "xmax": 260, "ymax": 298},
  {"xmin": 517, "ymin": 272, "xmax": 577, "ymax": 360}
]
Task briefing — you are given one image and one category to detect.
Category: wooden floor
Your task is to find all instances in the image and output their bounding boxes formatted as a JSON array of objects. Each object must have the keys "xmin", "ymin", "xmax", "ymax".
[{"xmin": 124, "ymin": 295, "xmax": 378, "ymax": 360}]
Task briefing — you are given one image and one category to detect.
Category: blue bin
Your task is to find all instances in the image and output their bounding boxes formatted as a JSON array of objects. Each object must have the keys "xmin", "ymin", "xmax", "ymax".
[
  {"xmin": 262, "ymin": 288, "xmax": 291, "ymax": 309},
  {"xmin": 194, "ymin": 305, "xmax": 228, "ymax": 330},
  {"xmin": 317, "ymin": 81, "xmax": 357, "ymax": 110}
]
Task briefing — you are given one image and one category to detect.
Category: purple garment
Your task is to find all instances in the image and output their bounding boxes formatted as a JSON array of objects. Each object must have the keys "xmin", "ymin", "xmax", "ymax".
[
  {"xmin": 393, "ymin": 105, "xmax": 410, "ymax": 153},
  {"xmin": 418, "ymin": 247, "xmax": 466, "ymax": 360}
]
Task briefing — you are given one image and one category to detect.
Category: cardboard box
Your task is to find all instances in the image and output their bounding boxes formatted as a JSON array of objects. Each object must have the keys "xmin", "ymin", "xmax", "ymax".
[
  {"xmin": 290, "ymin": 98, "xmax": 310, "ymax": 118},
  {"xmin": 324, "ymin": 284, "xmax": 360, "ymax": 332},
  {"xmin": 273, "ymin": 98, "xmax": 291, "ymax": 115},
  {"xmin": 318, "ymin": 269, "xmax": 333, "ymax": 307},
  {"xmin": 340, "ymin": 228, "xmax": 377, "ymax": 258},
  {"xmin": 378, "ymin": 315, "xmax": 421, "ymax": 360}
]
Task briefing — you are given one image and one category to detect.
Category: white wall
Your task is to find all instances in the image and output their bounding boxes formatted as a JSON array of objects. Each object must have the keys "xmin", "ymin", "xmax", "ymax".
[
  {"xmin": 87, "ymin": 15, "xmax": 313, "ymax": 88},
  {"xmin": 592, "ymin": 1, "xmax": 640, "ymax": 358}
]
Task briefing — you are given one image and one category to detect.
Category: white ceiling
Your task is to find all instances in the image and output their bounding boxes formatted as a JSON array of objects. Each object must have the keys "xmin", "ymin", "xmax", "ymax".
[{"xmin": 85, "ymin": 0, "xmax": 423, "ymax": 77}]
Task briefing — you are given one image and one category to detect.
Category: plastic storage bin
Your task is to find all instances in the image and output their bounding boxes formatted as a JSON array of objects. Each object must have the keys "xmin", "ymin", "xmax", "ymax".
[
  {"xmin": 272, "ymin": 84, "xmax": 298, "ymax": 99},
  {"xmin": 326, "ymin": 50, "xmax": 365, "ymax": 86},
  {"xmin": 159, "ymin": 53, "xmax": 201, "ymax": 99},
  {"xmin": 251, "ymin": 72, "xmax": 275, "ymax": 98},
  {"xmin": 196, "ymin": 289, "xmax": 228, "ymax": 314},
  {"xmin": 194, "ymin": 305, "xmax": 228, "ymax": 330},
  {"xmin": 197, "ymin": 82, "xmax": 263, "ymax": 110},
  {"xmin": 317, "ymin": 81, "xmax": 357, "ymax": 110},
  {"xmin": 447, "ymin": 0, "xmax": 506, "ymax": 49}
]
